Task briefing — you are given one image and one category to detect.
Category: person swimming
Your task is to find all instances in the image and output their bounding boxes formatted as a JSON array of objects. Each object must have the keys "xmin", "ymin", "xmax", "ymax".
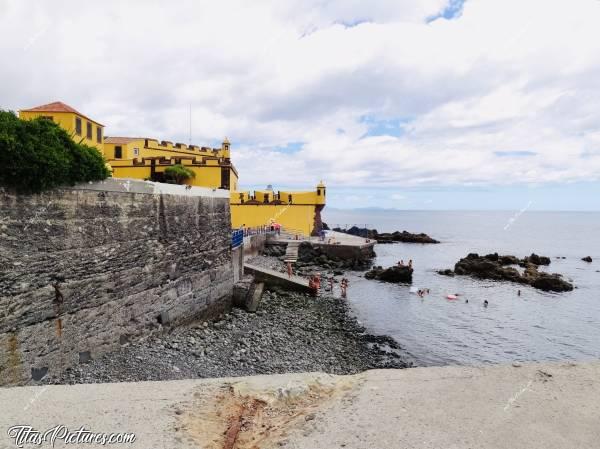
[
  {"xmin": 484, "ymin": 299, "xmax": 489, "ymax": 307},
  {"xmin": 465, "ymin": 299, "xmax": 469, "ymax": 303}
]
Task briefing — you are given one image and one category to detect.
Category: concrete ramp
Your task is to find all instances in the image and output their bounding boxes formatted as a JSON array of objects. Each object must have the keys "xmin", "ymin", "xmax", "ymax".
[
  {"xmin": 1, "ymin": 363, "xmax": 599, "ymax": 449},
  {"xmin": 244, "ymin": 263, "xmax": 312, "ymax": 293}
]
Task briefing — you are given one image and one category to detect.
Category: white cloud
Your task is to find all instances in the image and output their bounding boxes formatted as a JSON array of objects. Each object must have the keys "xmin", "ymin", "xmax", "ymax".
[{"xmin": 2, "ymin": 0, "xmax": 600, "ymax": 190}]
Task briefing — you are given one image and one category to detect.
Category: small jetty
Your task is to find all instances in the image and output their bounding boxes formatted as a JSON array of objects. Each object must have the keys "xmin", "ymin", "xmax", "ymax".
[{"xmin": 244, "ymin": 262, "xmax": 312, "ymax": 293}]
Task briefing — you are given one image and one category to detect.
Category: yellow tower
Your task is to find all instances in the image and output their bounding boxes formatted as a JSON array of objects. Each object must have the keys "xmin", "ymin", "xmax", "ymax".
[
  {"xmin": 222, "ymin": 137, "xmax": 231, "ymax": 158},
  {"xmin": 230, "ymin": 181, "xmax": 327, "ymax": 236}
]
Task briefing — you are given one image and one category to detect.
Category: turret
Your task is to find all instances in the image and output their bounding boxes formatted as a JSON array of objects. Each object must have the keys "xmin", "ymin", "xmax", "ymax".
[
  {"xmin": 222, "ymin": 137, "xmax": 231, "ymax": 158},
  {"xmin": 316, "ymin": 180, "xmax": 326, "ymax": 204}
]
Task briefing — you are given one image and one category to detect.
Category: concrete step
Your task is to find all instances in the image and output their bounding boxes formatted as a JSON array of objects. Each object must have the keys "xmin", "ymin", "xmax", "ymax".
[
  {"xmin": 284, "ymin": 242, "xmax": 300, "ymax": 262},
  {"xmin": 246, "ymin": 282, "xmax": 264, "ymax": 313}
]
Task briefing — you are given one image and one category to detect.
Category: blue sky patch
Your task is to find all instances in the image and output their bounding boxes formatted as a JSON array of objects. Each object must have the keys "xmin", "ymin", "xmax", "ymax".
[
  {"xmin": 427, "ymin": 0, "xmax": 466, "ymax": 23},
  {"xmin": 360, "ymin": 115, "xmax": 412, "ymax": 138},
  {"xmin": 274, "ymin": 141, "xmax": 304, "ymax": 154}
]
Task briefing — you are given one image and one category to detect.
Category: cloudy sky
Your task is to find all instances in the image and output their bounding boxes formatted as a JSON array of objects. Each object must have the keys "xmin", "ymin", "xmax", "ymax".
[{"xmin": 2, "ymin": 0, "xmax": 600, "ymax": 210}]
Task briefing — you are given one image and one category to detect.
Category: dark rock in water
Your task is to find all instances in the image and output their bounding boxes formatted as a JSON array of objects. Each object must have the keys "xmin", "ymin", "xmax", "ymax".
[
  {"xmin": 525, "ymin": 253, "xmax": 551, "ymax": 266},
  {"xmin": 382, "ymin": 231, "xmax": 440, "ymax": 244},
  {"xmin": 582, "ymin": 256, "xmax": 593, "ymax": 263},
  {"xmin": 437, "ymin": 269, "xmax": 455, "ymax": 277},
  {"xmin": 333, "ymin": 226, "xmax": 439, "ymax": 244},
  {"xmin": 447, "ymin": 252, "xmax": 573, "ymax": 292},
  {"xmin": 531, "ymin": 273, "xmax": 574, "ymax": 292},
  {"xmin": 365, "ymin": 265, "xmax": 413, "ymax": 283},
  {"xmin": 332, "ymin": 226, "xmax": 375, "ymax": 239},
  {"xmin": 297, "ymin": 241, "xmax": 373, "ymax": 269}
]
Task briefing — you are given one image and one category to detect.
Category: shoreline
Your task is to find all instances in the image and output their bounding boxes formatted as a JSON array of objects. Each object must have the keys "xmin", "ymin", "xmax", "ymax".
[{"xmin": 42, "ymin": 288, "xmax": 411, "ymax": 385}]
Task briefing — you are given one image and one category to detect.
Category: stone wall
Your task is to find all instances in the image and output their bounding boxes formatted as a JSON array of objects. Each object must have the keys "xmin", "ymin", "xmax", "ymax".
[
  {"xmin": 242, "ymin": 234, "xmax": 267, "ymax": 259},
  {"xmin": 0, "ymin": 179, "xmax": 233, "ymax": 386}
]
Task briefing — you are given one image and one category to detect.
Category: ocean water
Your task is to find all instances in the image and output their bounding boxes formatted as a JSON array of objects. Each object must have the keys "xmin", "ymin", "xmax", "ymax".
[{"xmin": 322, "ymin": 209, "xmax": 600, "ymax": 366}]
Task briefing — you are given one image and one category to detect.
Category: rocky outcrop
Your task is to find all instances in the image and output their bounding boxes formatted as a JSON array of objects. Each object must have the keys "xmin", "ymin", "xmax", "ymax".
[
  {"xmin": 297, "ymin": 242, "xmax": 374, "ymax": 270},
  {"xmin": 582, "ymin": 256, "xmax": 593, "ymax": 263},
  {"xmin": 444, "ymin": 253, "xmax": 573, "ymax": 292},
  {"xmin": 333, "ymin": 226, "xmax": 439, "ymax": 244},
  {"xmin": 524, "ymin": 253, "xmax": 551, "ymax": 266},
  {"xmin": 365, "ymin": 265, "xmax": 413, "ymax": 283}
]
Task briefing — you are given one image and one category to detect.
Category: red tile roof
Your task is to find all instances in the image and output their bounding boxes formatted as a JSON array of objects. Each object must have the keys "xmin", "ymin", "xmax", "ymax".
[{"xmin": 20, "ymin": 101, "xmax": 104, "ymax": 126}]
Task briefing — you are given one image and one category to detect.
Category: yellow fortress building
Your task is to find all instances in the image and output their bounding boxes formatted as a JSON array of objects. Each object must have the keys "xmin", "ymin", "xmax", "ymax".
[
  {"xmin": 103, "ymin": 136, "xmax": 238, "ymax": 190},
  {"xmin": 18, "ymin": 101, "xmax": 325, "ymax": 236},
  {"xmin": 19, "ymin": 101, "xmax": 105, "ymax": 152}
]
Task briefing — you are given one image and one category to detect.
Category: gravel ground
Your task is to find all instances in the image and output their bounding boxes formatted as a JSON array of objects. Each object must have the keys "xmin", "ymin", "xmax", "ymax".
[{"xmin": 43, "ymin": 289, "xmax": 411, "ymax": 385}]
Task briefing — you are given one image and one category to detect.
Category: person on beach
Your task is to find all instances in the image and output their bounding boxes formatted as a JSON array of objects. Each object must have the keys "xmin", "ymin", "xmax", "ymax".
[
  {"xmin": 408, "ymin": 259, "xmax": 413, "ymax": 269},
  {"xmin": 287, "ymin": 261, "xmax": 293, "ymax": 278},
  {"xmin": 340, "ymin": 278, "xmax": 348, "ymax": 298},
  {"xmin": 398, "ymin": 260, "xmax": 404, "ymax": 267},
  {"xmin": 308, "ymin": 276, "xmax": 316, "ymax": 295}
]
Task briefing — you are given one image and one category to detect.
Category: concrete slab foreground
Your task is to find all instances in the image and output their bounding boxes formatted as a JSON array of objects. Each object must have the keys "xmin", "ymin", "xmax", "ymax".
[{"xmin": 0, "ymin": 362, "xmax": 599, "ymax": 449}]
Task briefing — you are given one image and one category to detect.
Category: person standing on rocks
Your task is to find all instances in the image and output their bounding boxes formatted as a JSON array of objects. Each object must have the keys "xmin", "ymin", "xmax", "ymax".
[{"xmin": 341, "ymin": 278, "xmax": 349, "ymax": 298}]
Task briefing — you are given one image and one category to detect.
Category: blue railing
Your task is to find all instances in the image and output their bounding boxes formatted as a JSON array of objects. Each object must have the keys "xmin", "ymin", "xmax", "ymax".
[{"xmin": 231, "ymin": 229, "xmax": 244, "ymax": 249}]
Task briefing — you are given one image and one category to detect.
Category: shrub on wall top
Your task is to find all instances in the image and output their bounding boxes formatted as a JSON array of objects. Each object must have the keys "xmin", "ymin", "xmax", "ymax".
[
  {"xmin": 0, "ymin": 110, "xmax": 110, "ymax": 193},
  {"xmin": 164, "ymin": 163, "xmax": 195, "ymax": 185}
]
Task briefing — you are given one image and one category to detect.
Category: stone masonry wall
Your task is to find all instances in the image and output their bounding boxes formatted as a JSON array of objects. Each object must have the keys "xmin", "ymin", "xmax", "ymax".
[{"xmin": 0, "ymin": 179, "xmax": 233, "ymax": 386}]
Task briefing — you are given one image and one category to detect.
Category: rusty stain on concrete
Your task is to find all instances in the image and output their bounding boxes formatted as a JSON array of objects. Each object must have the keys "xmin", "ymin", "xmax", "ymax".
[
  {"xmin": 178, "ymin": 374, "xmax": 360, "ymax": 449},
  {"xmin": 4, "ymin": 333, "xmax": 22, "ymax": 385}
]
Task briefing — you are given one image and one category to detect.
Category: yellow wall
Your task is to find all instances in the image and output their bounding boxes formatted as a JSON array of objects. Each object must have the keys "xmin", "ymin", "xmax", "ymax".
[
  {"xmin": 19, "ymin": 111, "xmax": 104, "ymax": 152},
  {"xmin": 231, "ymin": 203, "xmax": 318, "ymax": 236},
  {"xmin": 230, "ymin": 183, "xmax": 326, "ymax": 235},
  {"xmin": 104, "ymin": 139, "xmax": 238, "ymax": 190}
]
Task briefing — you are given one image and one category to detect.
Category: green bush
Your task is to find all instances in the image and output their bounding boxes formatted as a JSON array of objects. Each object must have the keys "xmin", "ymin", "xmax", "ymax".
[
  {"xmin": 0, "ymin": 110, "xmax": 110, "ymax": 193},
  {"xmin": 164, "ymin": 164, "xmax": 195, "ymax": 184}
]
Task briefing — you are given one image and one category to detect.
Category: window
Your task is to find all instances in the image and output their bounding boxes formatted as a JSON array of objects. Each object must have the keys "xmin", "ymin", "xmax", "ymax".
[
  {"xmin": 86, "ymin": 122, "xmax": 92, "ymax": 139},
  {"xmin": 96, "ymin": 127, "xmax": 102, "ymax": 143},
  {"xmin": 114, "ymin": 146, "xmax": 122, "ymax": 159},
  {"xmin": 220, "ymin": 167, "xmax": 230, "ymax": 190},
  {"xmin": 41, "ymin": 115, "xmax": 53, "ymax": 121},
  {"xmin": 133, "ymin": 148, "xmax": 139, "ymax": 157},
  {"xmin": 75, "ymin": 117, "xmax": 82, "ymax": 135}
]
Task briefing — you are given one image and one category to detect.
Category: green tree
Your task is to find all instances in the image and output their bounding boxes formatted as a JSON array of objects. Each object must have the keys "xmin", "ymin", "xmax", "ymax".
[
  {"xmin": 0, "ymin": 110, "xmax": 110, "ymax": 193},
  {"xmin": 164, "ymin": 164, "xmax": 195, "ymax": 185}
]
